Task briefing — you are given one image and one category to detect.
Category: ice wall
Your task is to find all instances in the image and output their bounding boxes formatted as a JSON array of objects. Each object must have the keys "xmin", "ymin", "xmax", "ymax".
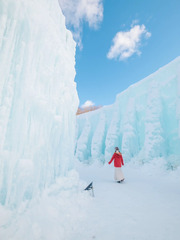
[
  {"xmin": 0, "ymin": 0, "xmax": 79, "ymax": 207},
  {"xmin": 75, "ymin": 57, "xmax": 180, "ymax": 169}
]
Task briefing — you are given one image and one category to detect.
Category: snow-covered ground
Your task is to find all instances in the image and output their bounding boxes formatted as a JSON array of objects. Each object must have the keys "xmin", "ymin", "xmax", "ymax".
[
  {"xmin": 0, "ymin": 170, "xmax": 89, "ymax": 240},
  {"xmin": 76, "ymin": 161, "xmax": 180, "ymax": 240},
  {"xmin": 0, "ymin": 160, "xmax": 180, "ymax": 240}
]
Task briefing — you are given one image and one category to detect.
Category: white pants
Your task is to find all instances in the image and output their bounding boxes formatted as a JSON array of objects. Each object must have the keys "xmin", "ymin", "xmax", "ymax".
[{"xmin": 114, "ymin": 167, "xmax": 124, "ymax": 181}]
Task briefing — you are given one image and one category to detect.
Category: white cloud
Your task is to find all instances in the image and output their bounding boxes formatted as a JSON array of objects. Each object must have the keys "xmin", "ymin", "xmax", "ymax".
[
  {"xmin": 81, "ymin": 100, "xmax": 95, "ymax": 109},
  {"xmin": 107, "ymin": 24, "xmax": 151, "ymax": 61},
  {"xmin": 59, "ymin": 0, "xmax": 103, "ymax": 48}
]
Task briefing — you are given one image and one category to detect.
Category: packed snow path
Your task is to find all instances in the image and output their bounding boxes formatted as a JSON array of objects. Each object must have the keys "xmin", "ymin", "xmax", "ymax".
[{"xmin": 76, "ymin": 162, "xmax": 180, "ymax": 240}]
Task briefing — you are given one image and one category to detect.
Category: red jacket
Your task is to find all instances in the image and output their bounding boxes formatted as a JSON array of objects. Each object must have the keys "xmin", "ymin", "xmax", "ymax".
[{"xmin": 108, "ymin": 152, "xmax": 124, "ymax": 167}]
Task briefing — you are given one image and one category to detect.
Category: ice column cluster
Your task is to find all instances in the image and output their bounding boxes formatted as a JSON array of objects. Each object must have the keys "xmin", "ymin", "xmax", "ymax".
[
  {"xmin": 0, "ymin": 0, "xmax": 79, "ymax": 207},
  {"xmin": 75, "ymin": 57, "xmax": 180, "ymax": 168}
]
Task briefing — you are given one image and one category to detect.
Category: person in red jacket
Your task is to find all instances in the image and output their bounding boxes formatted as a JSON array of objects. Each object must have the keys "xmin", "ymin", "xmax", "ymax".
[{"xmin": 108, "ymin": 147, "xmax": 125, "ymax": 183}]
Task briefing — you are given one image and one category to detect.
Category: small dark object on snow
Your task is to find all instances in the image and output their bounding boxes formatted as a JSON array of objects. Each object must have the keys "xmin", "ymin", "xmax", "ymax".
[
  {"xmin": 84, "ymin": 182, "xmax": 94, "ymax": 197},
  {"xmin": 117, "ymin": 179, "xmax": 125, "ymax": 183}
]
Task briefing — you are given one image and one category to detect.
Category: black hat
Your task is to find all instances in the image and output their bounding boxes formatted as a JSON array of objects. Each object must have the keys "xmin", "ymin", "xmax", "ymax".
[{"xmin": 115, "ymin": 147, "xmax": 119, "ymax": 151}]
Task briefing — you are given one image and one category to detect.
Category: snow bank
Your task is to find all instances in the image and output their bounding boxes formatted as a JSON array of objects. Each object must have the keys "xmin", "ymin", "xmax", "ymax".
[
  {"xmin": 0, "ymin": 0, "xmax": 79, "ymax": 208},
  {"xmin": 0, "ymin": 170, "xmax": 91, "ymax": 240},
  {"xmin": 75, "ymin": 57, "xmax": 180, "ymax": 168}
]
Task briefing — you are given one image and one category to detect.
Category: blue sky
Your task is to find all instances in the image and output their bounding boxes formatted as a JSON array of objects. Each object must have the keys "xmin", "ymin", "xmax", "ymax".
[{"xmin": 60, "ymin": 0, "xmax": 180, "ymax": 107}]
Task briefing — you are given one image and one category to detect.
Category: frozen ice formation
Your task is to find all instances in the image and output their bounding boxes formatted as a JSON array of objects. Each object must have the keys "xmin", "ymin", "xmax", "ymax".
[
  {"xmin": 75, "ymin": 57, "xmax": 180, "ymax": 169},
  {"xmin": 0, "ymin": 0, "xmax": 79, "ymax": 207}
]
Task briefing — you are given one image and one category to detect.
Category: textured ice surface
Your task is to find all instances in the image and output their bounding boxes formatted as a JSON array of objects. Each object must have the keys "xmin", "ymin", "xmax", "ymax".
[
  {"xmin": 0, "ymin": 0, "xmax": 79, "ymax": 207},
  {"xmin": 75, "ymin": 57, "xmax": 180, "ymax": 168}
]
